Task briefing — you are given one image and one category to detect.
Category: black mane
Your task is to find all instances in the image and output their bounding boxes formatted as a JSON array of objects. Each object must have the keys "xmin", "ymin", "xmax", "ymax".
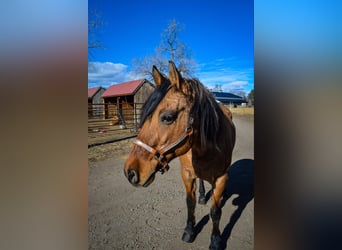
[
  {"xmin": 188, "ymin": 78, "xmax": 225, "ymax": 150},
  {"xmin": 139, "ymin": 78, "xmax": 225, "ymax": 150},
  {"xmin": 139, "ymin": 80, "xmax": 171, "ymax": 127}
]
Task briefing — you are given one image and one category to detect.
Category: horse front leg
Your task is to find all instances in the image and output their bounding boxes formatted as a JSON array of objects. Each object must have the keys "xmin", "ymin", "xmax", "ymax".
[
  {"xmin": 209, "ymin": 173, "xmax": 227, "ymax": 250},
  {"xmin": 181, "ymin": 167, "xmax": 197, "ymax": 243}
]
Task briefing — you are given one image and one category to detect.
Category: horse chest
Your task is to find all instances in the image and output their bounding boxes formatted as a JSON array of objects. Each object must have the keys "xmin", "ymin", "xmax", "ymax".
[{"xmin": 192, "ymin": 154, "xmax": 228, "ymax": 180}]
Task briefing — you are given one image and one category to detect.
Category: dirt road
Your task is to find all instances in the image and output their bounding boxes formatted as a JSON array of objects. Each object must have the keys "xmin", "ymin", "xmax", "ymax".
[{"xmin": 88, "ymin": 115, "xmax": 254, "ymax": 250}]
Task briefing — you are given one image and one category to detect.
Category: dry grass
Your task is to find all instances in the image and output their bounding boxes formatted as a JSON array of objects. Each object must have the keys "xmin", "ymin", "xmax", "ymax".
[
  {"xmin": 229, "ymin": 107, "xmax": 254, "ymax": 116},
  {"xmin": 88, "ymin": 138, "xmax": 134, "ymax": 162},
  {"xmin": 229, "ymin": 107, "xmax": 254, "ymax": 121}
]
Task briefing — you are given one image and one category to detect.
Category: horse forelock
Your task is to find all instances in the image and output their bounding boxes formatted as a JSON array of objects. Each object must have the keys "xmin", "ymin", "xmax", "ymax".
[{"xmin": 139, "ymin": 80, "xmax": 171, "ymax": 127}]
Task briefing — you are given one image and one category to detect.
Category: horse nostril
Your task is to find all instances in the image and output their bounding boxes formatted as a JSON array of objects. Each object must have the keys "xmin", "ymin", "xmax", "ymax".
[{"xmin": 127, "ymin": 169, "xmax": 138, "ymax": 184}]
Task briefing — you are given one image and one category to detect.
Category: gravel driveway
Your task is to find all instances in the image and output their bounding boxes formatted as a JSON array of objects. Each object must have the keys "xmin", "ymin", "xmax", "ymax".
[{"xmin": 88, "ymin": 115, "xmax": 254, "ymax": 250}]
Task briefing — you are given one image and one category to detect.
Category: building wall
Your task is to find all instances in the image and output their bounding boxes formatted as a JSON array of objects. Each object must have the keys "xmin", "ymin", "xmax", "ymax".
[
  {"xmin": 134, "ymin": 80, "xmax": 155, "ymax": 125},
  {"xmin": 103, "ymin": 97, "xmax": 118, "ymax": 119},
  {"xmin": 134, "ymin": 80, "xmax": 155, "ymax": 104},
  {"xmin": 92, "ymin": 88, "xmax": 106, "ymax": 104},
  {"xmin": 100, "ymin": 80, "xmax": 155, "ymax": 125},
  {"xmin": 88, "ymin": 88, "xmax": 106, "ymax": 118}
]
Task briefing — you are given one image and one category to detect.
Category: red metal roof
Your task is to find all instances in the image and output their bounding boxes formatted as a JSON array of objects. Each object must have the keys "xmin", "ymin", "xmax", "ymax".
[
  {"xmin": 88, "ymin": 87, "xmax": 101, "ymax": 98},
  {"xmin": 101, "ymin": 79, "xmax": 146, "ymax": 98}
]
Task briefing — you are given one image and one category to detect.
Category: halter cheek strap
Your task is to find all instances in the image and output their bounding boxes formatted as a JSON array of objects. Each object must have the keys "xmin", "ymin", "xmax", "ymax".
[{"xmin": 133, "ymin": 117, "xmax": 194, "ymax": 174}]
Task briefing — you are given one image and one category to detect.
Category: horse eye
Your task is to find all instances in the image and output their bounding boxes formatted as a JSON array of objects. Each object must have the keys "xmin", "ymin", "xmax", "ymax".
[{"xmin": 160, "ymin": 111, "xmax": 177, "ymax": 125}]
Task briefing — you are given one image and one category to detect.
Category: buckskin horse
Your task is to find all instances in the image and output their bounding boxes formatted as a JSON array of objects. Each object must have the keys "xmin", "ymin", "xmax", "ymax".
[{"xmin": 124, "ymin": 61, "xmax": 235, "ymax": 250}]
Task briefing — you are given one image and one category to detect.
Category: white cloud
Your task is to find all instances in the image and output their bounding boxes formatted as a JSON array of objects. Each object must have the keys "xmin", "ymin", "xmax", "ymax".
[
  {"xmin": 88, "ymin": 58, "xmax": 254, "ymax": 94},
  {"xmin": 196, "ymin": 58, "xmax": 254, "ymax": 94},
  {"xmin": 222, "ymin": 81, "xmax": 249, "ymax": 92},
  {"xmin": 88, "ymin": 62, "xmax": 142, "ymax": 88}
]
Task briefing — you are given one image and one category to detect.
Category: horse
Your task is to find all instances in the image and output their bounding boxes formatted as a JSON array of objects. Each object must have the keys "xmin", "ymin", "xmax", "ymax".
[{"xmin": 124, "ymin": 61, "xmax": 235, "ymax": 250}]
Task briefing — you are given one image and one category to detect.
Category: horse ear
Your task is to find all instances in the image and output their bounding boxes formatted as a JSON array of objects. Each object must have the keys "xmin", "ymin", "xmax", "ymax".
[
  {"xmin": 152, "ymin": 65, "xmax": 165, "ymax": 86},
  {"xmin": 168, "ymin": 61, "xmax": 183, "ymax": 89}
]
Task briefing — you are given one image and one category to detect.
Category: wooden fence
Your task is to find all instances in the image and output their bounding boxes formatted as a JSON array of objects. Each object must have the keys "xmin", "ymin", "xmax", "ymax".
[{"xmin": 88, "ymin": 103, "xmax": 144, "ymax": 147}]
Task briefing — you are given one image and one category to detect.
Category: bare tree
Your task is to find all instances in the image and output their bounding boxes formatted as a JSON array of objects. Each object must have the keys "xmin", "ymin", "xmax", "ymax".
[
  {"xmin": 88, "ymin": 9, "xmax": 105, "ymax": 59},
  {"xmin": 233, "ymin": 90, "xmax": 247, "ymax": 100},
  {"xmin": 212, "ymin": 85, "xmax": 223, "ymax": 92},
  {"xmin": 247, "ymin": 89, "xmax": 254, "ymax": 105},
  {"xmin": 159, "ymin": 19, "xmax": 196, "ymax": 76},
  {"xmin": 132, "ymin": 53, "xmax": 167, "ymax": 81},
  {"xmin": 133, "ymin": 19, "xmax": 196, "ymax": 81}
]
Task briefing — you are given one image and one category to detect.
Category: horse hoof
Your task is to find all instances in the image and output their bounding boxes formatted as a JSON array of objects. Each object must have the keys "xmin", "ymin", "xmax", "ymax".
[
  {"xmin": 198, "ymin": 196, "xmax": 206, "ymax": 205},
  {"xmin": 182, "ymin": 230, "xmax": 195, "ymax": 243},
  {"xmin": 209, "ymin": 235, "xmax": 222, "ymax": 250}
]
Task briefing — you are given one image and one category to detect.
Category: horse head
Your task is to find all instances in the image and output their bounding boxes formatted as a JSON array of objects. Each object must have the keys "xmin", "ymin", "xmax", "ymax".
[{"xmin": 124, "ymin": 61, "xmax": 194, "ymax": 187}]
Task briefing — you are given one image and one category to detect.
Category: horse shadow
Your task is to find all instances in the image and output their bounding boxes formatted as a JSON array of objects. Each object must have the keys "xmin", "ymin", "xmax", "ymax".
[{"xmin": 194, "ymin": 159, "xmax": 254, "ymax": 249}]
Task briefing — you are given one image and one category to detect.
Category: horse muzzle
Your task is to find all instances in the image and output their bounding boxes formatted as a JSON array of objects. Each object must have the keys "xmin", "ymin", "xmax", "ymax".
[
  {"xmin": 124, "ymin": 157, "xmax": 159, "ymax": 187},
  {"xmin": 125, "ymin": 169, "xmax": 139, "ymax": 186}
]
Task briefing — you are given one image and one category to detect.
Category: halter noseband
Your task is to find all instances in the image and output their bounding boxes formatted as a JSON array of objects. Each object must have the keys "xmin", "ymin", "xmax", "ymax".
[{"xmin": 133, "ymin": 117, "xmax": 194, "ymax": 174}]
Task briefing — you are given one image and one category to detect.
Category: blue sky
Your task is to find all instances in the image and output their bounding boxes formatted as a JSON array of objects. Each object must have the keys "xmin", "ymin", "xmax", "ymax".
[{"xmin": 88, "ymin": 0, "xmax": 254, "ymax": 95}]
